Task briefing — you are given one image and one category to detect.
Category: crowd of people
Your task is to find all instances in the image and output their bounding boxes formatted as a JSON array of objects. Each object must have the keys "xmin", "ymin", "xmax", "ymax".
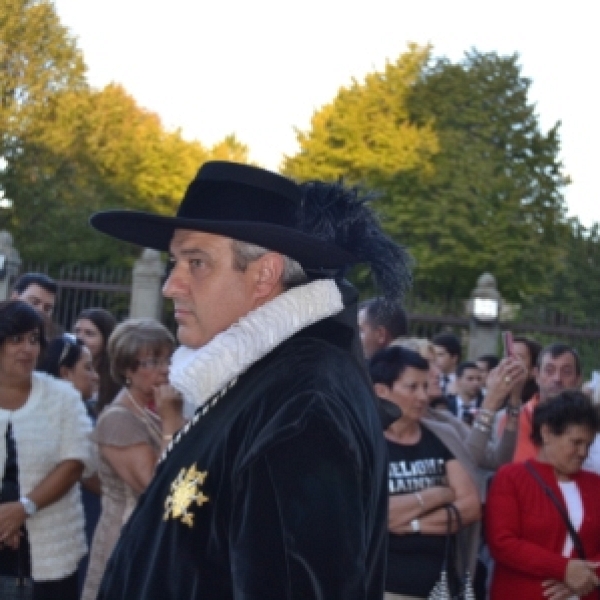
[
  {"xmin": 0, "ymin": 274, "xmax": 185, "ymax": 600},
  {"xmin": 0, "ymin": 161, "xmax": 599, "ymax": 600},
  {"xmin": 360, "ymin": 303, "xmax": 600, "ymax": 599}
]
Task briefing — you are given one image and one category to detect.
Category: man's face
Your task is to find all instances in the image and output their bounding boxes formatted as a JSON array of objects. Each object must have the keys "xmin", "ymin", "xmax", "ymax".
[
  {"xmin": 162, "ymin": 230, "xmax": 261, "ymax": 349},
  {"xmin": 476, "ymin": 361, "xmax": 491, "ymax": 388},
  {"xmin": 536, "ymin": 351, "xmax": 581, "ymax": 402},
  {"xmin": 12, "ymin": 283, "xmax": 55, "ymax": 318},
  {"xmin": 358, "ymin": 309, "xmax": 386, "ymax": 359},
  {"xmin": 433, "ymin": 345, "xmax": 457, "ymax": 375},
  {"xmin": 457, "ymin": 367, "xmax": 482, "ymax": 400}
]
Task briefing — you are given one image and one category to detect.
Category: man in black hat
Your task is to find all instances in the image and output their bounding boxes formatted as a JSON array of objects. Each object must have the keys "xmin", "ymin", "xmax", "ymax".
[{"xmin": 90, "ymin": 162, "xmax": 412, "ymax": 599}]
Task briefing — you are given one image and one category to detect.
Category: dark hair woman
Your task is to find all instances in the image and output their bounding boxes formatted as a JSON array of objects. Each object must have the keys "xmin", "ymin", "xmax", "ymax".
[
  {"xmin": 73, "ymin": 308, "xmax": 119, "ymax": 414},
  {"xmin": 369, "ymin": 346, "xmax": 481, "ymax": 599},
  {"xmin": 38, "ymin": 334, "xmax": 99, "ymax": 418},
  {"xmin": 487, "ymin": 390, "xmax": 600, "ymax": 599},
  {"xmin": 0, "ymin": 301, "xmax": 93, "ymax": 600}
]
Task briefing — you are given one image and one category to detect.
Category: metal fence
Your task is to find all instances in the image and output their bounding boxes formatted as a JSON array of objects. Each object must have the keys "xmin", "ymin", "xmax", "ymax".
[
  {"xmin": 17, "ymin": 260, "xmax": 600, "ymax": 374},
  {"xmin": 408, "ymin": 312, "xmax": 600, "ymax": 376},
  {"xmin": 20, "ymin": 262, "xmax": 132, "ymax": 332}
]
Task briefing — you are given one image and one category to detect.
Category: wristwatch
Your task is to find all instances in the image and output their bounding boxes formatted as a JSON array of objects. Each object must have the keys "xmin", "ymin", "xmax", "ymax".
[
  {"xmin": 410, "ymin": 518, "xmax": 421, "ymax": 533},
  {"xmin": 19, "ymin": 496, "xmax": 37, "ymax": 517}
]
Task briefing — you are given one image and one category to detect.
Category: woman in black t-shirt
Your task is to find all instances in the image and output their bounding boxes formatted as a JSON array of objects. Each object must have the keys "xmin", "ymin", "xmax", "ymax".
[{"xmin": 369, "ymin": 346, "xmax": 481, "ymax": 600}]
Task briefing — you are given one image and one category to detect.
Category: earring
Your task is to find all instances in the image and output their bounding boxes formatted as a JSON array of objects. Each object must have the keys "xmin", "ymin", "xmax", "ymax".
[{"xmin": 125, "ymin": 378, "xmax": 131, "ymax": 387}]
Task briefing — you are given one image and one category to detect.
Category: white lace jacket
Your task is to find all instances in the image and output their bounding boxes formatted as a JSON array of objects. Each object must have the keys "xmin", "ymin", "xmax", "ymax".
[{"xmin": 0, "ymin": 372, "xmax": 93, "ymax": 580}]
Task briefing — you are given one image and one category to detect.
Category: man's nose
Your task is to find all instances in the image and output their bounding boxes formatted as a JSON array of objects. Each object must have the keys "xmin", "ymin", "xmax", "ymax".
[
  {"xmin": 162, "ymin": 265, "xmax": 186, "ymax": 298},
  {"xmin": 553, "ymin": 372, "xmax": 564, "ymax": 386}
]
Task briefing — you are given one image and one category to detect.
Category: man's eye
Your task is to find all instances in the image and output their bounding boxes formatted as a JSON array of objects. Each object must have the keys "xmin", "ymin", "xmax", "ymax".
[{"xmin": 189, "ymin": 259, "xmax": 203, "ymax": 269}]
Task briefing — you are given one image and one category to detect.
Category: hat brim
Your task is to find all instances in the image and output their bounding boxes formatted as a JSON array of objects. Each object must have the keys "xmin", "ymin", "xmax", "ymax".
[{"xmin": 90, "ymin": 210, "xmax": 358, "ymax": 269}]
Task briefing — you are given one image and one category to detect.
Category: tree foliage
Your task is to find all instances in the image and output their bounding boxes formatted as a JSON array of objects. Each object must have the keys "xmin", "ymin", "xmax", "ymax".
[
  {"xmin": 0, "ymin": 1, "xmax": 251, "ymax": 265},
  {"xmin": 1, "ymin": 84, "xmax": 251, "ymax": 263},
  {"xmin": 284, "ymin": 46, "xmax": 573, "ymax": 309},
  {"xmin": 0, "ymin": 0, "xmax": 86, "ymax": 147},
  {"xmin": 283, "ymin": 44, "xmax": 438, "ymax": 183},
  {"xmin": 535, "ymin": 221, "xmax": 600, "ymax": 326}
]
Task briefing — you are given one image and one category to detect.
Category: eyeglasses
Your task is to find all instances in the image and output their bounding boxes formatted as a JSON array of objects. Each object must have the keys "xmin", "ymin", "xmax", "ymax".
[
  {"xmin": 137, "ymin": 358, "xmax": 171, "ymax": 370},
  {"xmin": 59, "ymin": 333, "xmax": 78, "ymax": 366}
]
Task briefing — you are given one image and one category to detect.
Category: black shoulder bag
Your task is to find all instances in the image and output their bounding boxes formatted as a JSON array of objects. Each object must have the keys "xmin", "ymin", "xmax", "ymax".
[{"xmin": 428, "ymin": 504, "xmax": 476, "ymax": 600}]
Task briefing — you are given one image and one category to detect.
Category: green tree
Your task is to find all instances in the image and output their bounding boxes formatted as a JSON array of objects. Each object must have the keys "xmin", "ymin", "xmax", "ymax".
[
  {"xmin": 1, "ymin": 84, "xmax": 253, "ymax": 263},
  {"xmin": 532, "ymin": 221, "xmax": 600, "ymax": 327},
  {"xmin": 284, "ymin": 47, "xmax": 571, "ymax": 309},
  {"xmin": 0, "ymin": 0, "xmax": 86, "ymax": 148},
  {"xmin": 398, "ymin": 50, "xmax": 570, "ymax": 306},
  {"xmin": 209, "ymin": 134, "xmax": 250, "ymax": 164},
  {"xmin": 283, "ymin": 44, "xmax": 438, "ymax": 182}
]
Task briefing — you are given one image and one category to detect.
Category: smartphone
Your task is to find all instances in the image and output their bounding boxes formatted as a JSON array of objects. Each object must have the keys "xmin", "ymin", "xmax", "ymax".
[{"xmin": 502, "ymin": 331, "xmax": 514, "ymax": 358}]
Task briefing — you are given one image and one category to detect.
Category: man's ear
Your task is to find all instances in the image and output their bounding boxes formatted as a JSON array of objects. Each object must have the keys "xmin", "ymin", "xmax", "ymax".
[
  {"xmin": 373, "ymin": 382, "xmax": 391, "ymax": 400},
  {"xmin": 252, "ymin": 252, "xmax": 285, "ymax": 302}
]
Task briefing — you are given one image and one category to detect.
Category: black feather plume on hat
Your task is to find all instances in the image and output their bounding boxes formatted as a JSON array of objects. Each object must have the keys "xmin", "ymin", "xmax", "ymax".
[{"xmin": 297, "ymin": 181, "xmax": 413, "ymax": 302}]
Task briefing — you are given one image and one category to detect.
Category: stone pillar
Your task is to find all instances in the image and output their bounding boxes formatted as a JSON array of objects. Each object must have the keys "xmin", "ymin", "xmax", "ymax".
[
  {"xmin": 129, "ymin": 249, "xmax": 164, "ymax": 320},
  {"xmin": 0, "ymin": 230, "xmax": 21, "ymax": 301},
  {"xmin": 466, "ymin": 273, "xmax": 502, "ymax": 360}
]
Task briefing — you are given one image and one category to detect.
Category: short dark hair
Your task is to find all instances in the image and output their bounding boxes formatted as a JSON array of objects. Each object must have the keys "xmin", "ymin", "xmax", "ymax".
[
  {"xmin": 477, "ymin": 355, "xmax": 499, "ymax": 371},
  {"xmin": 537, "ymin": 343, "xmax": 581, "ymax": 377},
  {"xmin": 38, "ymin": 334, "xmax": 85, "ymax": 378},
  {"xmin": 513, "ymin": 336, "xmax": 542, "ymax": 367},
  {"xmin": 531, "ymin": 390, "xmax": 598, "ymax": 446},
  {"xmin": 368, "ymin": 346, "xmax": 429, "ymax": 388},
  {"xmin": 13, "ymin": 272, "xmax": 57, "ymax": 295},
  {"xmin": 359, "ymin": 298, "xmax": 409, "ymax": 340},
  {"xmin": 0, "ymin": 300, "xmax": 46, "ymax": 348},
  {"xmin": 432, "ymin": 332, "xmax": 462, "ymax": 360},
  {"xmin": 457, "ymin": 361, "xmax": 479, "ymax": 378}
]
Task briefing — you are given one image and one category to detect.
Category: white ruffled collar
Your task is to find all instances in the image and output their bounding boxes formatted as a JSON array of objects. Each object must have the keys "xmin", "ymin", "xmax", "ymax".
[{"xmin": 169, "ymin": 279, "xmax": 344, "ymax": 409}]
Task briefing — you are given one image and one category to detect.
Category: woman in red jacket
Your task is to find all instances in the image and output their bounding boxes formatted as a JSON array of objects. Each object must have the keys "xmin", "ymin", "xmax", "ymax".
[{"xmin": 487, "ymin": 390, "xmax": 600, "ymax": 599}]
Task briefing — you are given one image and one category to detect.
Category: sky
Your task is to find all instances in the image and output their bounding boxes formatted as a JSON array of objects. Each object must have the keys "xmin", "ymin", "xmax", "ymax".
[{"xmin": 53, "ymin": 0, "xmax": 599, "ymax": 227}]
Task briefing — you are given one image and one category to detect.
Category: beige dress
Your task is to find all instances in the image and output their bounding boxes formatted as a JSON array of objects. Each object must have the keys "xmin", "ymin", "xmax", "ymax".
[{"xmin": 81, "ymin": 402, "xmax": 161, "ymax": 600}]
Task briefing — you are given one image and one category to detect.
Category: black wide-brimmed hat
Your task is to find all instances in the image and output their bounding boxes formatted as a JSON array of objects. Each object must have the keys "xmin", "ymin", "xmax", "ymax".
[{"xmin": 90, "ymin": 161, "xmax": 358, "ymax": 269}]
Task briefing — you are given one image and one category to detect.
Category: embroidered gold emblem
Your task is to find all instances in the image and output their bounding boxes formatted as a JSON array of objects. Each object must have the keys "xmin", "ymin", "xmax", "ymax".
[{"xmin": 163, "ymin": 463, "xmax": 209, "ymax": 527}]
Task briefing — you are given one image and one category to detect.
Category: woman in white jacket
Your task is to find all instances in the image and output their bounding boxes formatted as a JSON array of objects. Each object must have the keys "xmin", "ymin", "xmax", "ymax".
[{"xmin": 0, "ymin": 300, "xmax": 93, "ymax": 600}]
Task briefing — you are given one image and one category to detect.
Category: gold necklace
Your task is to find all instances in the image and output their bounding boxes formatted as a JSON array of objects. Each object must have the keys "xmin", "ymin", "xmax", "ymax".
[{"xmin": 124, "ymin": 388, "xmax": 163, "ymax": 448}]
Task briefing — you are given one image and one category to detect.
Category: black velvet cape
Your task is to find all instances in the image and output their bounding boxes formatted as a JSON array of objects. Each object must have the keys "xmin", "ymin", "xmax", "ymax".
[{"xmin": 97, "ymin": 282, "xmax": 388, "ymax": 599}]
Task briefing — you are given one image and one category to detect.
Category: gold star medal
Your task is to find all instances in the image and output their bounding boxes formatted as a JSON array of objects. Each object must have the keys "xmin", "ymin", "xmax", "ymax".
[{"xmin": 163, "ymin": 463, "xmax": 209, "ymax": 527}]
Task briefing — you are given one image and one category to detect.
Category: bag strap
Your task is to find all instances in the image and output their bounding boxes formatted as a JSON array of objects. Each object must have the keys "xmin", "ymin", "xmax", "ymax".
[
  {"xmin": 448, "ymin": 503, "xmax": 470, "ymax": 576},
  {"xmin": 525, "ymin": 460, "xmax": 586, "ymax": 559},
  {"xmin": 440, "ymin": 504, "xmax": 453, "ymax": 569}
]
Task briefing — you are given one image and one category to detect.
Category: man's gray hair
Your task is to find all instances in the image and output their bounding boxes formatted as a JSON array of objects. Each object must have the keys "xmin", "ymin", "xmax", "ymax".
[{"xmin": 231, "ymin": 240, "xmax": 307, "ymax": 288}]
